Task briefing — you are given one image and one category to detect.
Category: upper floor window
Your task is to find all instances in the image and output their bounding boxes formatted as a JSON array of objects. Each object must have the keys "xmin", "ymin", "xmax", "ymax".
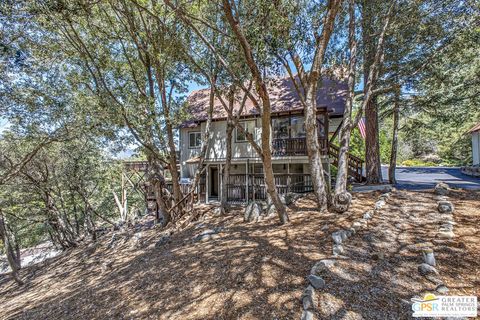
[
  {"xmin": 272, "ymin": 116, "xmax": 306, "ymax": 139},
  {"xmin": 189, "ymin": 131, "xmax": 201, "ymax": 148},
  {"xmin": 236, "ymin": 120, "xmax": 255, "ymax": 142}
]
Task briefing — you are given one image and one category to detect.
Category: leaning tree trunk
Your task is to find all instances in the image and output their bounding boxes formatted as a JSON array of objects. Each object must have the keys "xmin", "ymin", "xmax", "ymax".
[
  {"xmin": 333, "ymin": 0, "xmax": 357, "ymax": 213},
  {"xmin": 221, "ymin": 0, "xmax": 288, "ymax": 224},
  {"xmin": 147, "ymin": 154, "xmax": 170, "ymax": 226},
  {"xmin": 221, "ymin": 121, "xmax": 234, "ymax": 210},
  {"xmin": 389, "ymin": 86, "xmax": 400, "ymax": 184},
  {"xmin": 0, "ymin": 213, "xmax": 23, "ymax": 285}
]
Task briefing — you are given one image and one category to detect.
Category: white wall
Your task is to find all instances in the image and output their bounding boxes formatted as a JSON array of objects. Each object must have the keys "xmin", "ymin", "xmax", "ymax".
[
  {"xmin": 473, "ymin": 132, "xmax": 480, "ymax": 165},
  {"xmin": 180, "ymin": 116, "xmax": 340, "ymax": 178}
]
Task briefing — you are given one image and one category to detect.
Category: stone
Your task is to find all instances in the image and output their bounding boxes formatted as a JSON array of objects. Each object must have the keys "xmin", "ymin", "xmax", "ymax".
[
  {"xmin": 363, "ymin": 211, "xmax": 373, "ymax": 220},
  {"xmin": 310, "ymin": 259, "xmax": 335, "ymax": 275},
  {"xmin": 244, "ymin": 201, "xmax": 262, "ymax": 222},
  {"xmin": 375, "ymin": 200, "xmax": 386, "ymax": 210},
  {"xmin": 331, "ymin": 230, "xmax": 347, "ymax": 244},
  {"xmin": 301, "ymin": 310, "xmax": 314, "ymax": 320},
  {"xmin": 301, "ymin": 285, "xmax": 317, "ymax": 310},
  {"xmin": 307, "ymin": 274, "xmax": 326, "ymax": 289},
  {"xmin": 132, "ymin": 232, "xmax": 144, "ymax": 248},
  {"xmin": 436, "ymin": 284, "xmax": 449, "ymax": 294},
  {"xmin": 418, "ymin": 263, "xmax": 439, "ymax": 276},
  {"xmin": 437, "ymin": 201, "xmax": 454, "ymax": 214},
  {"xmin": 422, "ymin": 249, "xmax": 436, "ymax": 266},
  {"xmin": 351, "ymin": 221, "xmax": 363, "ymax": 230},
  {"xmin": 213, "ymin": 207, "xmax": 223, "ymax": 216},
  {"xmin": 155, "ymin": 236, "xmax": 171, "ymax": 248},
  {"xmin": 371, "ymin": 251, "xmax": 385, "ymax": 260},
  {"xmin": 434, "ymin": 182, "xmax": 449, "ymax": 196},
  {"xmin": 437, "ymin": 230, "xmax": 455, "ymax": 239},
  {"xmin": 333, "ymin": 244, "xmax": 345, "ymax": 256},
  {"xmin": 266, "ymin": 204, "xmax": 277, "ymax": 217}
]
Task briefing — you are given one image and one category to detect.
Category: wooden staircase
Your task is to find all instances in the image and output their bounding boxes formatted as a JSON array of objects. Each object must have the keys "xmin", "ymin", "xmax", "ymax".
[{"xmin": 328, "ymin": 143, "xmax": 365, "ymax": 182}]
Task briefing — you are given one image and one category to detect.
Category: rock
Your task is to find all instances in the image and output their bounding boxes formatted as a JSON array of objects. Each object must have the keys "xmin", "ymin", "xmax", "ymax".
[
  {"xmin": 101, "ymin": 261, "xmax": 113, "ymax": 272},
  {"xmin": 371, "ymin": 251, "xmax": 385, "ymax": 260},
  {"xmin": 310, "ymin": 259, "xmax": 336, "ymax": 275},
  {"xmin": 279, "ymin": 193, "xmax": 299, "ymax": 206},
  {"xmin": 244, "ymin": 202, "xmax": 262, "ymax": 222},
  {"xmin": 107, "ymin": 233, "xmax": 118, "ymax": 249},
  {"xmin": 437, "ymin": 201, "xmax": 454, "ymax": 214},
  {"xmin": 266, "ymin": 204, "xmax": 277, "ymax": 217},
  {"xmin": 351, "ymin": 221, "xmax": 363, "ymax": 230},
  {"xmin": 307, "ymin": 274, "xmax": 326, "ymax": 289},
  {"xmin": 333, "ymin": 244, "xmax": 345, "ymax": 256},
  {"xmin": 439, "ymin": 224, "xmax": 454, "ymax": 232},
  {"xmin": 301, "ymin": 285, "xmax": 317, "ymax": 310},
  {"xmin": 155, "ymin": 236, "xmax": 171, "ymax": 248},
  {"xmin": 374, "ymin": 200, "xmax": 386, "ymax": 210},
  {"xmin": 132, "ymin": 232, "xmax": 144, "ymax": 248},
  {"xmin": 422, "ymin": 249, "xmax": 436, "ymax": 266},
  {"xmin": 363, "ymin": 211, "xmax": 373, "ymax": 220},
  {"xmin": 331, "ymin": 230, "xmax": 347, "ymax": 244},
  {"xmin": 301, "ymin": 310, "xmax": 315, "ymax": 320},
  {"xmin": 434, "ymin": 182, "xmax": 449, "ymax": 196},
  {"xmin": 436, "ymin": 284, "xmax": 449, "ymax": 294},
  {"xmin": 437, "ymin": 230, "xmax": 455, "ymax": 239},
  {"xmin": 418, "ymin": 263, "xmax": 438, "ymax": 276},
  {"xmin": 213, "ymin": 207, "xmax": 223, "ymax": 216}
]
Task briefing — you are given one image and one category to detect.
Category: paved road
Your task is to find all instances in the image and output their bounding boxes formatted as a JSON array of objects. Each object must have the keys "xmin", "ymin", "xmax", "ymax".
[{"xmin": 381, "ymin": 166, "xmax": 480, "ymax": 190}]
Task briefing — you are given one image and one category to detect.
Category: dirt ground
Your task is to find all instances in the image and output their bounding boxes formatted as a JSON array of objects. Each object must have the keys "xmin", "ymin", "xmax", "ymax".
[{"xmin": 0, "ymin": 189, "xmax": 478, "ymax": 320}]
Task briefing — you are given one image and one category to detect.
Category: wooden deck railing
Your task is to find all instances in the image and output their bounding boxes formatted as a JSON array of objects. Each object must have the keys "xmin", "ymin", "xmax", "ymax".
[
  {"xmin": 328, "ymin": 143, "xmax": 365, "ymax": 182},
  {"xmin": 271, "ymin": 137, "xmax": 328, "ymax": 156},
  {"xmin": 226, "ymin": 173, "xmax": 313, "ymax": 203}
]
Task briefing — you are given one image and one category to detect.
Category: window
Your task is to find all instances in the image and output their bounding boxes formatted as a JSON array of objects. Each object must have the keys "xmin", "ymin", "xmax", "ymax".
[
  {"xmin": 290, "ymin": 116, "xmax": 306, "ymax": 138},
  {"xmin": 236, "ymin": 121, "xmax": 255, "ymax": 142},
  {"xmin": 272, "ymin": 117, "xmax": 290, "ymax": 139},
  {"xmin": 189, "ymin": 132, "xmax": 201, "ymax": 148}
]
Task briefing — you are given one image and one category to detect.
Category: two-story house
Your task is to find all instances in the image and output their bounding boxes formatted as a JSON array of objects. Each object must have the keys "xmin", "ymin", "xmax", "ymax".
[{"xmin": 178, "ymin": 76, "xmax": 364, "ymax": 204}]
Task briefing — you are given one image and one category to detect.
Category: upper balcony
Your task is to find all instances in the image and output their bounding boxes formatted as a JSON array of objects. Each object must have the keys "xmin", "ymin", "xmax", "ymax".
[{"xmin": 271, "ymin": 137, "xmax": 328, "ymax": 156}]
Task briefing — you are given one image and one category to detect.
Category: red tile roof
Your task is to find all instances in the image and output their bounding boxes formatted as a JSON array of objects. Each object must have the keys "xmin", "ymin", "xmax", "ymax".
[{"xmin": 181, "ymin": 76, "xmax": 347, "ymax": 127}]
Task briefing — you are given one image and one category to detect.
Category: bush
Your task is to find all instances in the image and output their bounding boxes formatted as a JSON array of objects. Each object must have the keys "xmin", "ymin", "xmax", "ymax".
[{"xmin": 401, "ymin": 159, "xmax": 437, "ymax": 167}]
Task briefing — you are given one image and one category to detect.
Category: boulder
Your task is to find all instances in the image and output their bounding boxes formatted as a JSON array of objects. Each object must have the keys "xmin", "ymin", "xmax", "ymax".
[
  {"xmin": 332, "ymin": 244, "xmax": 345, "ymax": 256},
  {"xmin": 437, "ymin": 201, "xmax": 454, "ymax": 214},
  {"xmin": 331, "ymin": 230, "xmax": 348, "ymax": 244},
  {"xmin": 310, "ymin": 259, "xmax": 336, "ymax": 275},
  {"xmin": 363, "ymin": 211, "xmax": 373, "ymax": 220},
  {"xmin": 132, "ymin": 232, "xmax": 144, "ymax": 248},
  {"xmin": 374, "ymin": 200, "xmax": 386, "ymax": 210},
  {"xmin": 437, "ymin": 230, "xmax": 455, "ymax": 239},
  {"xmin": 301, "ymin": 310, "xmax": 315, "ymax": 320},
  {"xmin": 436, "ymin": 284, "xmax": 449, "ymax": 294},
  {"xmin": 155, "ymin": 235, "xmax": 171, "ymax": 248},
  {"xmin": 434, "ymin": 182, "xmax": 449, "ymax": 196},
  {"xmin": 307, "ymin": 274, "xmax": 326, "ymax": 289},
  {"xmin": 244, "ymin": 202, "xmax": 262, "ymax": 222},
  {"xmin": 422, "ymin": 249, "xmax": 436, "ymax": 266},
  {"xmin": 418, "ymin": 263, "xmax": 438, "ymax": 276},
  {"xmin": 301, "ymin": 285, "xmax": 317, "ymax": 310}
]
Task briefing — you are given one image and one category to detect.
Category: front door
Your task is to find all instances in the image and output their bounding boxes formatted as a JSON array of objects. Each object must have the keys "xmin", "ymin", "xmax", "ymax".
[{"xmin": 210, "ymin": 166, "xmax": 219, "ymax": 198}]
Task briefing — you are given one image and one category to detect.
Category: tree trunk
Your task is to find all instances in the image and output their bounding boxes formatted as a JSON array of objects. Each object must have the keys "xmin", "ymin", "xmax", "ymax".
[
  {"xmin": 389, "ymin": 86, "xmax": 400, "ymax": 184},
  {"xmin": 0, "ymin": 213, "xmax": 23, "ymax": 285},
  {"xmin": 333, "ymin": 0, "xmax": 357, "ymax": 212},
  {"xmin": 362, "ymin": 1, "xmax": 383, "ymax": 184},
  {"xmin": 304, "ymin": 93, "xmax": 329, "ymax": 211},
  {"xmin": 222, "ymin": 0, "xmax": 288, "ymax": 224},
  {"xmin": 221, "ymin": 121, "xmax": 234, "ymax": 210}
]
